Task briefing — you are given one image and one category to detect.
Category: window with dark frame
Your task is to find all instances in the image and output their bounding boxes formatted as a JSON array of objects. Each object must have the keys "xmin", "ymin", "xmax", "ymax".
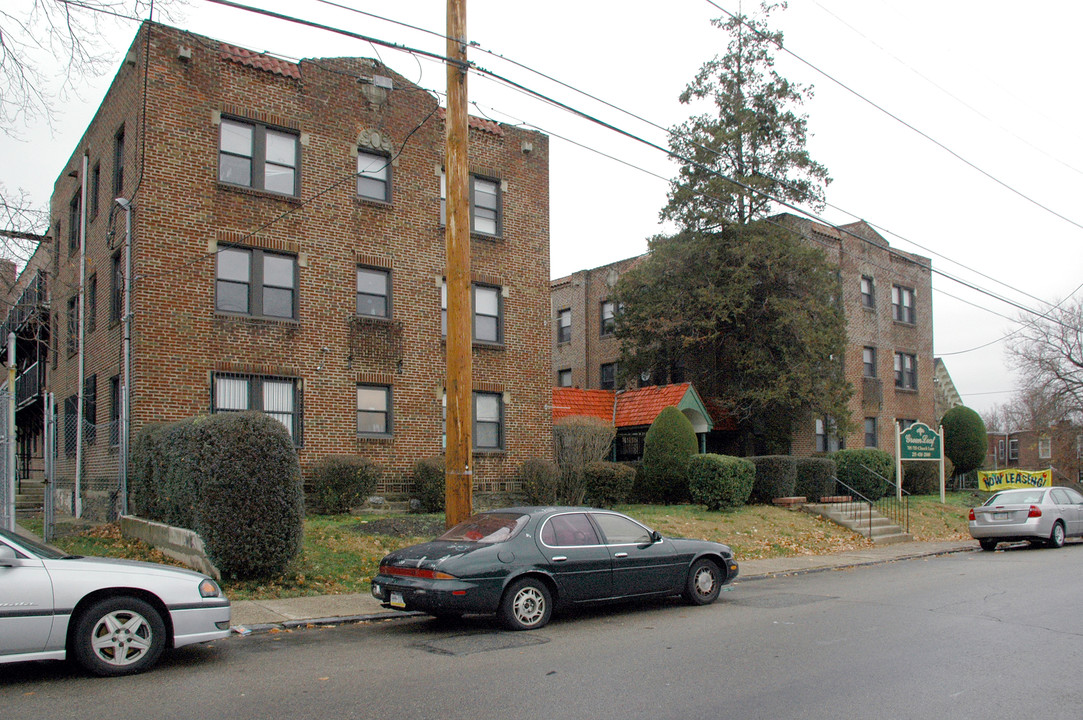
[
  {"xmin": 600, "ymin": 301, "xmax": 616, "ymax": 336},
  {"xmin": 90, "ymin": 163, "xmax": 101, "ymax": 219},
  {"xmin": 557, "ymin": 368, "xmax": 572, "ymax": 387},
  {"xmin": 357, "ymin": 384, "xmax": 391, "ymax": 436},
  {"xmin": 860, "ymin": 275, "xmax": 875, "ymax": 308},
  {"xmin": 66, "ymin": 296, "xmax": 78, "ymax": 356},
  {"xmin": 68, "ymin": 191, "xmax": 80, "ymax": 255},
  {"xmin": 212, "ymin": 373, "xmax": 302, "ymax": 444},
  {"xmin": 892, "ymin": 285, "xmax": 916, "ymax": 324},
  {"xmin": 113, "ymin": 125, "xmax": 125, "ymax": 196},
  {"xmin": 356, "ymin": 267, "xmax": 390, "ymax": 318},
  {"xmin": 86, "ymin": 275, "xmax": 97, "ymax": 333},
  {"xmin": 864, "ymin": 417, "xmax": 877, "ymax": 447},
  {"xmin": 64, "ymin": 394, "xmax": 77, "ymax": 457},
  {"xmin": 557, "ymin": 308, "xmax": 571, "ymax": 343},
  {"xmin": 218, "ymin": 118, "xmax": 299, "ymax": 196},
  {"xmin": 1009, "ymin": 438, "xmax": 1019, "ymax": 461},
  {"xmin": 440, "ymin": 281, "xmax": 503, "ymax": 344},
  {"xmin": 439, "ymin": 172, "xmax": 503, "ymax": 236},
  {"xmin": 110, "ymin": 375, "xmax": 121, "ymax": 447},
  {"xmin": 474, "ymin": 391, "xmax": 503, "ymax": 450},
  {"xmin": 357, "ymin": 151, "xmax": 391, "ymax": 202},
  {"xmin": 816, "ymin": 417, "xmax": 843, "ymax": 453},
  {"xmin": 111, "ymin": 251, "xmax": 123, "ymax": 323},
  {"xmin": 216, "ymin": 246, "xmax": 298, "ymax": 320},
  {"xmin": 863, "ymin": 346, "xmax": 877, "ymax": 377},
  {"xmin": 600, "ymin": 362, "xmax": 617, "ymax": 390},
  {"xmin": 84, "ymin": 374, "xmax": 97, "ymax": 445},
  {"xmin": 894, "ymin": 352, "xmax": 917, "ymax": 390}
]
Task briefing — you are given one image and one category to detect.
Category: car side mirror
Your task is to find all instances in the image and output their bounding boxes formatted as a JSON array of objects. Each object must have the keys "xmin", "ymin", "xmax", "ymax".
[
  {"xmin": 651, "ymin": 530, "xmax": 662, "ymax": 544},
  {"xmin": 0, "ymin": 545, "xmax": 16, "ymax": 567}
]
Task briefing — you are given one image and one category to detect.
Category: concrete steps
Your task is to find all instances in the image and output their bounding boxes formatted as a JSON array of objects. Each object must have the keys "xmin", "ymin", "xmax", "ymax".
[
  {"xmin": 15, "ymin": 482, "xmax": 45, "ymax": 517},
  {"xmin": 803, "ymin": 502, "xmax": 913, "ymax": 544}
]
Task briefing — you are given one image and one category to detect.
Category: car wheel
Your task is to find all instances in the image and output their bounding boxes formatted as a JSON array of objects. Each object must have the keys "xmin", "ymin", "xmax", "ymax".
[
  {"xmin": 499, "ymin": 578, "xmax": 552, "ymax": 631},
  {"xmin": 979, "ymin": 539, "xmax": 998, "ymax": 551},
  {"xmin": 1048, "ymin": 521, "xmax": 1066, "ymax": 549},
  {"xmin": 683, "ymin": 558, "xmax": 722, "ymax": 606},
  {"xmin": 73, "ymin": 596, "xmax": 166, "ymax": 677}
]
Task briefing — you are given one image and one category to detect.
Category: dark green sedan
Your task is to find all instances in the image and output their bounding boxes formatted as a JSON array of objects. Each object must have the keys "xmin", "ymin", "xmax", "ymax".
[{"xmin": 371, "ymin": 507, "xmax": 739, "ymax": 630}]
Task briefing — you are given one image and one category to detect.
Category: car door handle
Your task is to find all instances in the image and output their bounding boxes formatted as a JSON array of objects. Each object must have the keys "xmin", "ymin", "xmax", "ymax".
[
  {"xmin": 614, "ymin": 552, "xmax": 628, "ymax": 558},
  {"xmin": 552, "ymin": 556, "xmax": 567, "ymax": 562}
]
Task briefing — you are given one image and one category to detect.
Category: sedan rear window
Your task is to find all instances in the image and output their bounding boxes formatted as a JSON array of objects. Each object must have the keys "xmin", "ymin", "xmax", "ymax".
[
  {"xmin": 439, "ymin": 513, "xmax": 528, "ymax": 544},
  {"xmin": 986, "ymin": 490, "xmax": 1046, "ymax": 506}
]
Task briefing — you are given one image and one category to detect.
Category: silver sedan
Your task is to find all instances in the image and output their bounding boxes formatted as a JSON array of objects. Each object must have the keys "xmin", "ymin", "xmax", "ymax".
[
  {"xmin": 968, "ymin": 486, "xmax": 1083, "ymax": 551},
  {"xmin": 0, "ymin": 528, "xmax": 231, "ymax": 676}
]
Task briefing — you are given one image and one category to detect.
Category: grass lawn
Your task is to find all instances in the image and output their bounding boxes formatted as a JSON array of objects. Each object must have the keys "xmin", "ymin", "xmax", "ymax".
[{"xmin": 27, "ymin": 492, "xmax": 977, "ymax": 601}]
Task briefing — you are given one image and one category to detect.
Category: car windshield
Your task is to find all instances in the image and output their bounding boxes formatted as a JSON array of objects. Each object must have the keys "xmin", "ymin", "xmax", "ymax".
[
  {"xmin": 438, "ymin": 513, "xmax": 528, "ymax": 544},
  {"xmin": 985, "ymin": 489, "xmax": 1046, "ymax": 506},
  {"xmin": 0, "ymin": 527, "xmax": 71, "ymax": 559}
]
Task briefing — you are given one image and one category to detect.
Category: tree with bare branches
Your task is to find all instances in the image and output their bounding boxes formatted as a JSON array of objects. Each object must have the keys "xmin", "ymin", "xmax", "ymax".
[{"xmin": 1006, "ymin": 300, "xmax": 1083, "ymax": 420}]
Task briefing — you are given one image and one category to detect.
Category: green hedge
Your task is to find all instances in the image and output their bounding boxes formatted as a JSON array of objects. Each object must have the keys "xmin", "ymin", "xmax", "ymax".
[
  {"xmin": 583, "ymin": 461, "xmax": 636, "ymax": 508},
  {"xmin": 413, "ymin": 456, "xmax": 445, "ymax": 513},
  {"xmin": 831, "ymin": 448, "xmax": 895, "ymax": 501},
  {"xmin": 748, "ymin": 455, "xmax": 797, "ymax": 503},
  {"xmin": 901, "ymin": 461, "xmax": 941, "ymax": 495},
  {"xmin": 641, "ymin": 406, "xmax": 698, "ymax": 503},
  {"xmin": 689, "ymin": 454, "xmax": 755, "ymax": 510},
  {"xmin": 129, "ymin": 411, "xmax": 304, "ymax": 579},
  {"xmin": 795, "ymin": 457, "xmax": 836, "ymax": 501},
  {"xmin": 308, "ymin": 455, "xmax": 381, "ymax": 515}
]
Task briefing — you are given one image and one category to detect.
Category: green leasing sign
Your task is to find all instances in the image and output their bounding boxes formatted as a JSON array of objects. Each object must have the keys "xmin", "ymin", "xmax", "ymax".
[{"xmin": 899, "ymin": 422, "xmax": 942, "ymax": 460}]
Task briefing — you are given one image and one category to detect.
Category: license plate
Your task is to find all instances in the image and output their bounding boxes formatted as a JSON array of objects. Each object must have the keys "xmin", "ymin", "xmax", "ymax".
[
  {"xmin": 390, "ymin": 591, "xmax": 405, "ymax": 608},
  {"xmin": 993, "ymin": 512, "xmax": 1009, "ymax": 520}
]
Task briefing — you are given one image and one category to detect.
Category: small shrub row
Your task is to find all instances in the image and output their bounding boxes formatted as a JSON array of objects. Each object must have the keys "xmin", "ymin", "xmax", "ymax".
[
  {"xmin": 748, "ymin": 455, "xmax": 797, "ymax": 503},
  {"xmin": 689, "ymin": 454, "xmax": 754, "ymax": 510},
  {"xmin": 307, "ymin": 455, "xmax": 381, "ymax": 515},
  {"xmin": 831, "ymin": 448, "xmax": 895, "ymax": 501}
]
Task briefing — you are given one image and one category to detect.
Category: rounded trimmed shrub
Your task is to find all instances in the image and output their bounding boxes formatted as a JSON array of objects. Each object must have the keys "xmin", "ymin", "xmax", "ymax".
[
  {"xmin": 308, "ymin": 455, "xmax": 381, "ymax": 515},
  {"xmin": 901, "ymin": 461, "xmax": 941, "ymax": 495},
  {"xmin": 518, "ymin": 458, "xmax": 560, "ymax": 505},
  {"xmin": 689, "ymin": 454, "xmax": 754, "ymax": 511},
  {"xmin": 583, "ymin": 461, "xmax": 636, "ymax": 508},
  {"xmin": 641, "ymin": 406, "xmax": 698, "ymax": 503},
  {"xmin": 795, "ymin": 457, "xmax": 836, "ymax": 501},
  {"xmin": 831, "ymin": 448, "xmax": 895, "ymax": 501},
  {"xmin": 413, "ymin": 456, "xmax": 446, "ymax": 513},
  {"xmin": 941, "ymin": 406, "xmax": 986, "ymax": 475},
  {"xmin": 748, "ymin": 455, "xmax": 797, "ymax": 503},
  {"xmin": 195, "ymin": 412, "xmax": 304, "ymax": 579}
]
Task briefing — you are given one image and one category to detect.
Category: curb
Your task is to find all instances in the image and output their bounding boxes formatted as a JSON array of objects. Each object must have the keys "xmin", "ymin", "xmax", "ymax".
[{"xmin": 228, "ymin": 545, "xmax": 976, "ymax": 636}]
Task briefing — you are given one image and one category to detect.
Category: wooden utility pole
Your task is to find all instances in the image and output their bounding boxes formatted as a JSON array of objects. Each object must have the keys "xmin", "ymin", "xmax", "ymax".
[{"xmin": 444, "ymin": 0, "xmax": 472, "ymax": 528}]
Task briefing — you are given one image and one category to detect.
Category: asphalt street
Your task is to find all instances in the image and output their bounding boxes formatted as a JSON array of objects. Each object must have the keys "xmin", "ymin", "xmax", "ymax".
[{"xmin": 4, "ymin": 542, "xmax": 1082, "ymax": 720}]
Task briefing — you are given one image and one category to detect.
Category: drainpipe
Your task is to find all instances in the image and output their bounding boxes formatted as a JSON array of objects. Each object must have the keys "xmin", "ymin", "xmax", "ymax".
[
  {"xmin": 75, "ymin": 153, "xmax": 88, "ymax": 518},
  {"xmin": 115, "ymin": 198, "xmax": 133, "ymax": 517}
]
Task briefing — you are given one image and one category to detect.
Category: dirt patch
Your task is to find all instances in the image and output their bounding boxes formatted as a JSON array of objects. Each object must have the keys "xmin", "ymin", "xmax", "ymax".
[{"xmin": 352, "ymin": 515, "xmax": 446, "ymax": 538}]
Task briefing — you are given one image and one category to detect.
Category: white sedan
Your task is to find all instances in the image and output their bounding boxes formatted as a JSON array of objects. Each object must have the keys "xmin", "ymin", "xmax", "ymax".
[
  {"xmin": 0, "ymin": 527, "xmax": 231, "ymax": 676},
  {"xmin": 968, "ymin": 486, "xmax": 1083, "ymax": 551}
]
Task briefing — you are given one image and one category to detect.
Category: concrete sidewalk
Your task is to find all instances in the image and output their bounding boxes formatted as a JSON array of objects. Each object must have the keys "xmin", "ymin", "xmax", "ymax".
[{"xmin": 229, "ymin": 540, "xmax": 976, "ymax": 632}]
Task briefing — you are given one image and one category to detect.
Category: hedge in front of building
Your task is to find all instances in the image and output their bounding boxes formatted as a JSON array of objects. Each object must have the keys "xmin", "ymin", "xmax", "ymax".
[
  {"xmin": 831, "ymin": 448, "xmax": 895, "ymax": 501},
  {"xmin": 689, "ymin": 454, "xmax": 755, "ymax": 511},
  {"xmin": 583, "ymin": 461, "xmax": 636, "ymax": 508},
  {"xmin": 413, "ymin": 456, "xmax": 446, "ymax": 513},
  {"xmin": 748, "ymin": 455, "xmax": 797, "ymax": 503},
  {"xmin": 129, "ymin": 411, "xmax": 304, "ymax": 579},
  {"xmin": 307, "ymin": 455, "xmax": 381, "ymax": 515},
  {"xmin": 795, "ymin": 457, "xmax": 836, "ymax": 501}
]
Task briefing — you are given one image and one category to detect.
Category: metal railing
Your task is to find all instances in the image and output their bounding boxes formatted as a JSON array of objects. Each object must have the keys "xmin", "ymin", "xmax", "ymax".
[{"xmin": 832, "ymin": 470, "xmax": 910, "ymax": 538}]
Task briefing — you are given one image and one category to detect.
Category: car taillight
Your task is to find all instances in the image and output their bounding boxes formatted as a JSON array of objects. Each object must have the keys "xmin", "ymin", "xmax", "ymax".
[
  {"xmin": 1028, "ymin": 505, "xmax": 1042, "ymax": 518},
  {"xmin": 379, "ymin": 564, "xmax": 456, "ymax": 580},
  {"xmin": 968, "ymin": 509, "xmax": 975, "ymax": 521}
]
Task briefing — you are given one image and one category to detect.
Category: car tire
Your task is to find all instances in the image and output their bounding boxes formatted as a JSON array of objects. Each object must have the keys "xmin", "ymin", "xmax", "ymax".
[
  {"xmin": 979, "ymin": 539, "xmax": 998, "ymax": 551},
  {"xmin": 72, "ymin": 596, "xmax": 166, "ymax": 677},
  {"xmin": 499, "ymin": 578, "xmax": 552, "ymax": 631},
  {"xmin": 682, "ymin": 558, "xmax": 722, "ymax": 606},
  {"xmin": 1048, "ymin": 521, "xmax": 1066, "ymax": 549}
]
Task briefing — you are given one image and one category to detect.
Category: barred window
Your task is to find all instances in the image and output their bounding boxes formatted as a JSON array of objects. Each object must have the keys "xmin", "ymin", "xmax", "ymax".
[{"xmin": 212, "ymin": 373, "xmax": 302, "ymax": 444}]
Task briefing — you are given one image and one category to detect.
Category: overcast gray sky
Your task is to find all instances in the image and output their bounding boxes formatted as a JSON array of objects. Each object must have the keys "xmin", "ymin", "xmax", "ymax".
[{"xmin": 5, "ymin": 0, "xmax": 1082, "ymax": 416}]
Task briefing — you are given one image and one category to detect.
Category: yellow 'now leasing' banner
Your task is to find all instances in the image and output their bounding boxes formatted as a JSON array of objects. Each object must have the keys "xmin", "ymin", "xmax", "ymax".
[{"xmin": 978, "ymin": 469, "xmax": 1053, "ymax": 492}]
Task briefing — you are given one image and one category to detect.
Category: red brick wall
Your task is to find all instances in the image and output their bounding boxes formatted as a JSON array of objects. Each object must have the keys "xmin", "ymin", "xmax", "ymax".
[{"xmin": 47, "ymin": 22, "xmax": 553, "ymax": 502}]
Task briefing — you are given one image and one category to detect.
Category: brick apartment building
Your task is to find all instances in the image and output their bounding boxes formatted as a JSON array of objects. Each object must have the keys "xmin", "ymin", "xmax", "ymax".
[
  {"xmin": 986, "ymin": 427, "xmax": 1083, "ymax": 484},
  {"xmin": 6, "ymin": 21, "xmax": 553, "ymax": 518},
  {"xmin": 551, "ymin": 215, "xmax": 936, "ymax": 456}
]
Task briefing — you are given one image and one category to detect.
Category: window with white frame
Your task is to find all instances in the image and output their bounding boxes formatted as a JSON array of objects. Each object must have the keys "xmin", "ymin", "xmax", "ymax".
[
  {"xmin": 357, "ymin": 151, "xmax": 390, "ymax": 202},
  {"xmin": 894, "ymin": 352, "xmax": 917, "ymax": 390},
  {"xmin": 441, "ymin": 281, "xmax": 503, "ymax": 344},
  {"xmin": 600, "ymin": 301, "xmax": 616, "ymax": 336},
  {"xmin": 557, "ymin": 308, "xmax": 571, "ymax": 344},
  {"xmin": 219, "ymin": 118, "xmax": 299, "ymax": 196},
  {"xmin": 216, "ymin": 246, "xmax": 298, "ymax": 319},
  {"xmin": 892, "ymin": 285, "xmax": 916, "ymax": 324},
  {"xmin": 863, "ymin": 346, "xmax": 877, "ymax": 378},
  {"xmin": 1009, "ymin": 438, "xmax": 1019, "ymax": 461},
  {"xmin": 1038, "ymin": 436, "xmax": 1052, "ymax": 459},
  {"xmin": 213, "ymin": 373, "xmax": 301, "ymax": 443},
  {"xmin": 357, "ymin": 385, "xmax": 391, "ymax": 436},
  {"xmin": 557, "ymin": 368, "xmax": 572, "ymax": 387},
  {"xmin": 860, "ymin": 275, "xmax": 875, "ymax": 308},
  {"xmin": 356, "ymin": 267, "xmax": 390, "ymax": 318}
]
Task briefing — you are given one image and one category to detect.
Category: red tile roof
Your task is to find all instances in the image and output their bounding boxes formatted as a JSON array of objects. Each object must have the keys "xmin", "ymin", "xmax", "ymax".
[
  {"xmin": 552, "ymin": 387, "xmax": 616, "ymax": 424},
  {"xmin": 437, "ymin": 108, "xmax": 505, "ymax": 136},
  {"xmin": 614, "ymin": 383, "xmax": 692, "ymax": 427},
  {"xmin": 220, "ymin": 43, "xmax": 301, "ymax": 79}
]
